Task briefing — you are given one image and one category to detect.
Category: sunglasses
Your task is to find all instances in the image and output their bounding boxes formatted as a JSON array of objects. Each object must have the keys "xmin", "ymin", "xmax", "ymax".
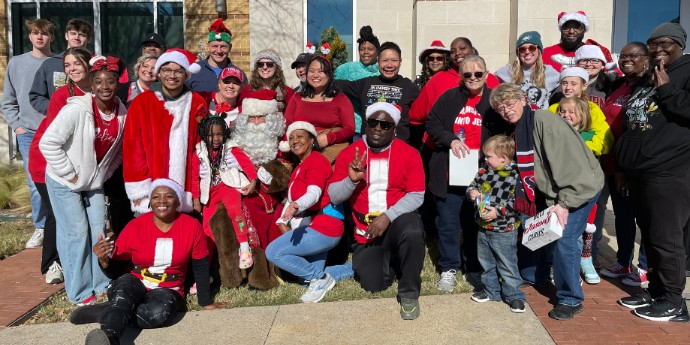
[
  {"xmin": 256, "ymin": 61, "xmax": 275, "ymax": 68},
  {"xmin": 426, "ymin": 55, "xmax": 445, "ymax": 62},
  {"xmin": 462, "ymin": 71, "xmax": 485, "ymax": 79},
  {"xmin": 517, "ymin": 45, "xmax": 538, "ymax": 54},
  {"xmin": 366, "ymin": 118, "xmax": 395, "ymax": 130},
  {"xmin": 221, "ymin": 78, "xmax": 241, "ymax": 85}
]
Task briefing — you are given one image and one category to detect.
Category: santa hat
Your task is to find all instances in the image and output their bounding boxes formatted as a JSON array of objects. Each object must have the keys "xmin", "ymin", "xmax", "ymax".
[
  {"xmin": 253, "ymin": 49, "xmax": 283, "ymax": 69},
  {"xmin": 574, "ymin": 45, "xmax": 617, "ymax": 71},
  {"xmin": 149, "ymin": 179, "xmax": 184, "ymax": 210},
  {"xmin": 558, "ymin": 11, "xmax": 590, "ymax": 32},
  {"xmin": 366, "ymin": 102, "xmax": 402, "ymax": 125},
  {"xmin": 279, "ymin": 121, "xmax": 318, "ymax": 152},
  {"xmin": 155, "ymin": 48, "xmax": 201, "ymax": 79},
  {"xmin": 241, "ymin": 89, "xmax": 279, "ymax": 117},
  {"xmin": 585, "ymin": 204, "xmax": 597, "ymax": 234},
  {"xmin": 560, "ymin": 67, "xmax": 589, "ymax": 83},
  {"xmin": 585, "ymin": 39, "xmax": 618, "ymax": 71},
  {"xmin": 208, "ymin": 18, "xmax": 232, "ymax": 43},
  {"xmin": 418, "ymin": 40, "xmax": 450, "ymax": 63}
]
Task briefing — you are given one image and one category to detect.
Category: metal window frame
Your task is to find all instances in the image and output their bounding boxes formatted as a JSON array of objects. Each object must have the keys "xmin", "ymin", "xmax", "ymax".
[
  {"xmin": 303, "ymin": 0, "xmax": 357, "ymax": 61},
  {"xmin": 6, "ymin": 0, "xmax": 185, "ymax": 57},
  {"xmin": 613, "ymin": 0, "xmax": 690, "ymax": 53}
]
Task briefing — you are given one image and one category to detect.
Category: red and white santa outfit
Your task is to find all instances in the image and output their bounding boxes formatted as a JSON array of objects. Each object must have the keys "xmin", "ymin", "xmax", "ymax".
[{"xmin": 123, "ymin": 48, "xmax": 208, "ymax": 213}]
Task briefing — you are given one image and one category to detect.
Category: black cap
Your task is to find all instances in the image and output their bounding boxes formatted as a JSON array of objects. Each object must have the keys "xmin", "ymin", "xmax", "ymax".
[
  {"xmin": 141, "ymin": 33, "xmax": 166, "ymax": 48},
  {"xmin": 291, "ymin": 53, "xmax": 313, "ymax": 69}
]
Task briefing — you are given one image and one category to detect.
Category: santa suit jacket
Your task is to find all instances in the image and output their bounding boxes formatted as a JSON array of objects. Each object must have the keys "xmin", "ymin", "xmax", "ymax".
[{"xmin": 123, "ymin": 88, "xmax": 208, "ymax": 213}]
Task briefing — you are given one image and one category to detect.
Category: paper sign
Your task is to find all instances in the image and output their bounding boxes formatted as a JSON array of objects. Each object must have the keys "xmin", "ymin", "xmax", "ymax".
[{"xmin": 449, "ymin": 149, "xmax": 479, "ymax": 186}]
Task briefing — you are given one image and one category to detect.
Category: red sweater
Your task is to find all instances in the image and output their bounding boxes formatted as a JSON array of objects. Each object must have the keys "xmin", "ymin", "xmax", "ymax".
[
  {"xmin": 284, "ymin": 93, "xmax": 355, "ymax": 145},
  {"xmin": 28, "ymin": 85, "xmax": 85, "ymax": 183},
  {"xmin": 409, "ymin": 69, "xmax": 500, "ymax": 125}
]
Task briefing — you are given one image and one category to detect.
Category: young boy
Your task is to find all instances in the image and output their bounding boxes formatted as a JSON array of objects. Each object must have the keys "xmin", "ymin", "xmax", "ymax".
[{"xmin": 466, "ymin": 134, "xmax": 526, "ymax": 313}]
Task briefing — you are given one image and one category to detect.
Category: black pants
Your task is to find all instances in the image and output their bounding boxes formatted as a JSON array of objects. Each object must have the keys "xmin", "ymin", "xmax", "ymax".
[
  {"xmin": 101, "ymin": 274, "xmax": 184, "ymax": 339},
  {"xmin": 352, "ymin": 212, "xmax": 425, "ymax": 300},
  {"xmin": 103, "ymin": 166, "xmax": 134, "ymax": 236},
  {"xmin": 35, "ymin": 182, "xmax": 59, "ymax": 274},
  {"xmin": 628, "ymin": 170, "xmax": 690, "ymax": 305}
]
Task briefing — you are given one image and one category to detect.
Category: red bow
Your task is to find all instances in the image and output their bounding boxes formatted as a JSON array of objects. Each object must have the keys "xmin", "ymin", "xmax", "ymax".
[
  {"xmin": 90, "ymin": 56, "xmax": 122, "ymax": 74},
  {"xmin": 216, "ymin": 102, "xmax": 231, "ymax": 113}
]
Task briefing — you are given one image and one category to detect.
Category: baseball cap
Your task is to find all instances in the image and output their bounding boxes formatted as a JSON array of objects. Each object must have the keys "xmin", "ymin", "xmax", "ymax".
[
  {"xmin": 219, "ymin": 67, "xmax": 243, "ymax": 82},
  {"xmin": 291, "ymin": 53, "xmax": 313, "ymax": 69},
  {"xmin": 141, "ymin": 33, "xmax": 165, "ymax": 48}
]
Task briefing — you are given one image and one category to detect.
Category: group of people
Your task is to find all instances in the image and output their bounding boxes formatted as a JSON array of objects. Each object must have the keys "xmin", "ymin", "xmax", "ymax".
[{"xmin": 3, "ymin": 9, "xmax": 690, "ymax": 345}]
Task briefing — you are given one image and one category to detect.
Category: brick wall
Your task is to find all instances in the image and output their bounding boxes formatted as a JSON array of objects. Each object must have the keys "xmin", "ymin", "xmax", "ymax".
[
  {"xmin": 0, "ymin": 0, "xmax": 8, "ymax": 91},
  {"xmin": 185, "ymin": 0, "xmax": 250, "ymax": 73}
]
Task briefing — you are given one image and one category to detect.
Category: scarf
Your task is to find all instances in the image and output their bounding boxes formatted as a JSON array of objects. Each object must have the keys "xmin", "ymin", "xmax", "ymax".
[{"xmin": 514, "ymin": 106, "xmax": 537, "ymax": 216}]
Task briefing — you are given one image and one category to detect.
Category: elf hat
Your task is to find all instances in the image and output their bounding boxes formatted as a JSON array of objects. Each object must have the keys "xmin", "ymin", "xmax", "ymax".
[{"xmin": 208, "ymin": 18, "xmax": 232, "ymax": 44}]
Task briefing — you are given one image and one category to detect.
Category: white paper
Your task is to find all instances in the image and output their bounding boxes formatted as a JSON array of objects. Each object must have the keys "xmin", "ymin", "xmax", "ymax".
[
  {"xmin": 521, "ymin": 206, "xmax": 564, "ymax": 251},
  {"xmin": 448, "ymin": 149, "xmax": 479, "ymax": 186}
]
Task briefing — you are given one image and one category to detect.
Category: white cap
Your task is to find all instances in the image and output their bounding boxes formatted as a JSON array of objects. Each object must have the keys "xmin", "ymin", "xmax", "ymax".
[
  {"xmin": 560, "ymin": 67, "xmax": 589, "ymax": 82},
  {"xmin": 279, "ymin": 121, "xmax": 318, "ymax": 152},
  {"xmin": 365, "ymin": 102, "xmax": 401, "ymax": 125}
]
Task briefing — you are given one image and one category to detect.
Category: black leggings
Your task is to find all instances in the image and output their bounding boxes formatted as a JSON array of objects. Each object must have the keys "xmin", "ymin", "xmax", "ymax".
[
  {"xmin": 101, "ymin": 274, "xmax": 184, "ymax": 339},
  {"xmin": 35, "ymin": 182, "xmax": 59, "ymax": 274}
]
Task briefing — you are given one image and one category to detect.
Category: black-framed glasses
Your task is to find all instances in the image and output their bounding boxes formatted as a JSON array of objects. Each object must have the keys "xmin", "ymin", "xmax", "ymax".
[
  {"xmin": 561, "ymin": 23, "xmax": 584, "ymax": 32},
  {"xmin": 577, "ymin": 58, "xmax": 602, "ymax": 65},
  {"xmin": 160, "ymin": 68, "xmax": 185, "ymax": 77},
  {"xmin": 366, "ymin": 118, "xmax": 395, "ymax": 130},
  {"xmin": 618, "ymin": 53, "xmax": 645, "ymax": 60},
  {"xmin": 647, "ymin": 41, "xmax": 676, "ymax": 50},
  {"xmin": 517, "ymin": 45, "xmax": 538, "ymax": 54},
  {"xmin": 426, "ymin": 55, "xmax": 444, "ymax": 62},
  {"xmin": 462, "ymin": 71, "xmax": 485, "ymax": 79},
  {"xmin": 256, "ymin": 61, "xmax": 275, "ymax": 68}
]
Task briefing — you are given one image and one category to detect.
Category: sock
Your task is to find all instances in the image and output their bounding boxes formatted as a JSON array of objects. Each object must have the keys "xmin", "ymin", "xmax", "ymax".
[{"xmin": 240, "ymin": 242, "xmax": 250, "ymax": 252}]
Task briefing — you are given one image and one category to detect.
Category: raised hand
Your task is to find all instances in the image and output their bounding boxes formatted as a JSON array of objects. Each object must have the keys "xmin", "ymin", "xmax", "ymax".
[{"xmin": 348, "ymin": 147, "xmax": 367, "ymax": 183}]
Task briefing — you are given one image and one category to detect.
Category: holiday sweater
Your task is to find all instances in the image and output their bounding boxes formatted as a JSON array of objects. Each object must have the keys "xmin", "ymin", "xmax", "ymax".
[
  {"xmin": 284, "ymin": 93, "xmax": 355, "ymax": 145},
  {"xmin": 494, "ymin": 64, "xmax": 560, "ymax": 110},
  {"xmin": 466, "ymin": 162, "xmax": 520, "ymax": 232}
]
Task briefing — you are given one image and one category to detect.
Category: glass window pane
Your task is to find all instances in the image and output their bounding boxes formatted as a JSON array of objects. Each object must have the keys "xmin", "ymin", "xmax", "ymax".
[
  {"xmin": 40, "ymin": 2, "xmax": 94, "ymax": 53},
  {"xmin": 101, "ymin": 2, "xmax": 154, "ymax": 65},
  {"xmin": 157, "ymin": 2, "xmax": 184, "ymax": 50},
  {"xmin": 307, "ymin": 0, "xmax": 354, "ymax": 61},
  {"xmin": 11, "ymin": 3, "xmax": 38, "ymax": 56},
  {"xmin": 627, "ymin": 0, "xmax": 680, "ymax": 43}
]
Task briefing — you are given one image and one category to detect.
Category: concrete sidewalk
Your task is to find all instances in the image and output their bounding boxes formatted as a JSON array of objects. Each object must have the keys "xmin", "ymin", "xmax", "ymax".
[{"xmin": 0, "ymin": 294, "xmax": 553, "ymax": 345}]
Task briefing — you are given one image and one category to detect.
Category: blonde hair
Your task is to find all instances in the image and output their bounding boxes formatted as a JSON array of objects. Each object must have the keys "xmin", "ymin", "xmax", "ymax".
[
  {"xmin": 133, "ymin": 54, "xmax": 159, "ymax": 81},
  {"xmin": 557, "ymin": 96, "xmax": 591, "ymax": 131},
  {"xmin": 489, "ymin": 83, "xmax": 525, "ymax": 108},
  {"xmin": 483, "ymin": 134, "xmax": 515, "ymax": 161},
  {"xmin": 510, "ymin": 50, "xmax": 546, "ymax": 88}
]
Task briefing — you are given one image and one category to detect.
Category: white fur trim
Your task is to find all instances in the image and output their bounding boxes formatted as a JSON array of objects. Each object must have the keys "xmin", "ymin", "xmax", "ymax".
[
  {"xmin": 285, "ymin": 121, "xmax": 318, "ymax": 141},
  {"xmin": 241, "ymin": 98, "xmax": 279, "ymax": 116},
  {"xmin": 365, "ymin": 102, "xmax": 401, "ymax": 125},
  {"xmin": 131, "ymin": 197, "xmax": 151, "ymax": 214},
  {"xmin": 560, "ymin": 67, "xmax": 589, "ymax": 83},
  {"xmin": 585, "ymin": 223, "xmax": 596, "ymax": 234},
  {"xmin": 149, "ymin": 179, "xmax": 184, "ymax": 202},
  {"xmin": 163, "ymin": 92, "xmax": 193, "ymax": 192},
  {"xmin": 125, "ymin": 178, "xmax": 152, "ymax": 203},
  {"xmin": 574, "ymin": 45, "xmax": 606, "ymax": 64},
  {"xmin": 559, "ymin": 12, "xmax": 590, "ymax": 32},
  {"xmin": 279, "ymin": 140, "xmax": 290, "ymax": 152},
  {"xmin": 605, "ymin": 61, "xmax": 618, "ymax": 71},
  {"xmin": 180, "ymin": 191, "xmax": 193, "ymax": 213},
  {"xmin": 188, "ymin": 62, "xmax": 201, "ymax": 74}
]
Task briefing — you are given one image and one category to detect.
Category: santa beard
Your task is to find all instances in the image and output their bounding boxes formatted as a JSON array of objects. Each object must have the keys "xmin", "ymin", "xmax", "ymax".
[{"xmin": 230, "ymin": 113, "xmax": 286, "ymax": 165}]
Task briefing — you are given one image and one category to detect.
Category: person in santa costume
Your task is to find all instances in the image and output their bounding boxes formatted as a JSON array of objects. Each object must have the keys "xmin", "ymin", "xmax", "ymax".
[
  {"xmin": 325, "ymin": 102, "xmax": 426, "ymax": 320},
  {"xmin": 542, "ymin": 10, "xmax": 618, "ymax": 73},
  {"xmin": 227, "ymin": 89, "xmax": 290, "ymax": 249},
  {"xmin": 187, "ymin": 18, "xmax": 248, "ymax": 93},
  {"xmin": 123, "ymin": 48, "xmax": 209, "ymax": 214}
]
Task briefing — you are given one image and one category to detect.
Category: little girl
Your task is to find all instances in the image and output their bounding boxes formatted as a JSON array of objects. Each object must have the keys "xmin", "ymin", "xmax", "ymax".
[
  {"xmin": 557, "ymin": 96, "xmax": 609, "ymax": 285},
  {"xmin": 192, "ymin": 115, "xmax": 257, "ymax": 269}
]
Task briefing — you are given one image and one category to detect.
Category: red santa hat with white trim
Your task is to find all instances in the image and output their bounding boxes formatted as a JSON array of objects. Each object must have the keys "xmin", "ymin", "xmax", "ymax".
[
  {"xmin": 557, "ymin": 11, "xmax": 590, "ymax": 32},
  {"xmin": 154, "ymin": 48, "xmax": 201, "ymax": 80}
]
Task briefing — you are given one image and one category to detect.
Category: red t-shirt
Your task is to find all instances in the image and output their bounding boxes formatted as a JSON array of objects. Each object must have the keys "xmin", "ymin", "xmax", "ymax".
[
  {"xmin": 92, "ymin": 100, "xmax": 120, "ymax": 163},
  {"xmin": 600, "ymin": 83, "xmax": 633, "ymax": 175},
  {"xmin": 451, "ymin": 94, "xmax": 483, "ymax": 150},
  {"xmin": 333, "ymin": 139, "xmax": 425, "ymax": 243},
  {"xmin": 288, "ymin": 151, "xmax": 331, "ymax": 211},
  {"xmin": 28, "ymin": 85, "xmax": 86, "ymax": 183},
  {"xmin": 111, "ymin": 212, "xmax": 209, "ymax": 297},
  {"xmin": 284, "ymin": 93, "xmax": 355, "ymax": 145}
]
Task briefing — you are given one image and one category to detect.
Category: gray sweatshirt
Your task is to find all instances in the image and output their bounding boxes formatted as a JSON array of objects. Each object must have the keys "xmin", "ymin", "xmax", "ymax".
[{"xmin": 2, "ymin": 52, "xmax": 50, "ymax": 131}]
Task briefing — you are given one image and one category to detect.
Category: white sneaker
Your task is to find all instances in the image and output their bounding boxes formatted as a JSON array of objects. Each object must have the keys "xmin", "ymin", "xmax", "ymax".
[
  {"xmin": 45, "ymin": 261, "xmax": 64, "ymax": 284},
  {"xmin": 25, "ymin": 228, "xmax": 44, "ymax": 248},
  {"xmin": 437, "ymin": 269, "xmax": 458, "ymax": 292}
]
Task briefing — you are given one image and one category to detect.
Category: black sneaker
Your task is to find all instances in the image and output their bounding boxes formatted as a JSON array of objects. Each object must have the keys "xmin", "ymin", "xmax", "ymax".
[
  {"xmin": 548, "ymin": 303, "xmax": 583, "ymax": 321},
  {"xmin": 85, "ymin": 329, "xmax": 118, "ymax": 345},
  {"xmin": 618, "ymin": 291, "xmax": 654, "ymax": 309},
  {"xmin": 400, "ymin": 298, "xmax": 420, "ymax": 320},
  {"xmin": 70, "ymin": 302, "xmax": 109, "ymax": 325},
  {"xmin": 634, "ymin": 299, "xmax": 690, "ymax": 322},
  {"xmin": 471, "ymin": 291, "xmax": 490, "ymax": 303},
  {"xmin": 509, "ymin": 299, "xmax": 526, "ymax": 313}
]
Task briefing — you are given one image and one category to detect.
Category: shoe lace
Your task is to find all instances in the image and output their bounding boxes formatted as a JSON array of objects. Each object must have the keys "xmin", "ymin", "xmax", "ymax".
[{"xmin": 440, "ymin": 270, "xmax": 457, "ymax": 284}]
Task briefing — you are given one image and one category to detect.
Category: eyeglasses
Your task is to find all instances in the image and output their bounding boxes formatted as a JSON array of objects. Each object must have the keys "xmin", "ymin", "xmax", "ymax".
[
  {"xmin": 619, "ymin": 53, "xmax": 645, "ymax": 60},
  {"xmin": 426, "ymin": 55, "xmax": 445, "ymax": 62},
  {"xmin": 160, "ymin": 68, "xmax": 185, "ymax": 77},
  {"xmin": 517, "ymin": 45, "xmax": 538, "ymax": 54},
  {"xmin": 256, "ymin": 61, "xmax": 275, "ymax": 68},
  {"xmin": 462, "ymin": 71, "xmax": 485, "ymax": 79},
  {"xmin": 561, "ymin": 23, "xmax": 584, "ymax": 32},
  {"xmin": 366, "ymin": 118, "xmax": 395, "ymax": 130},
  {"xmin": 577, "ymin": 58, "xmax": 602, "ymax": 65},
  {"xmin": 495, "ymin": 99, "xmax": 520, "ymax": 114},
  {"xmin": 647, "ymin": 41, "xmax": 676, "ymax": 50}
]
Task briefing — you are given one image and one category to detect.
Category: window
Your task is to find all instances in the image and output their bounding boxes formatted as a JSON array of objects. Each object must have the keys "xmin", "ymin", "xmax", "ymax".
[
  {"xmin": 613, "ymin": 0, "xmax": 689, "ymax": 52},
  {"xmin": 8, "ymin": 0, "xmax": 184, "ymax": 64},
  {"xmin": 306, "ymin": 0, "xmax": 355, "ymax": 61}
]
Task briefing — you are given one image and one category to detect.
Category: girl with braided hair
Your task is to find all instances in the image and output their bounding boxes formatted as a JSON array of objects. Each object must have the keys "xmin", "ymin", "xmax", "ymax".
[{"xmin": 191, "ymin": 114, "xmax": 258, "ymax": 270}]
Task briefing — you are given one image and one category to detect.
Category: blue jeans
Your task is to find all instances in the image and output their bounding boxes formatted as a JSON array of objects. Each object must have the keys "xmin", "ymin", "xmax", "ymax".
[
  {"xmin": 553, "ymin": 193, "xmax": 600, "ymax": 306},
  {"xmin": 266, "ymin": 226, "xmax": 341, "ymax": 282},
  {"xmin": 46, "ymin": 176, "xmax": 110, "ymax": 303},
  {"xmin": 16, "ymin": 132, "xmax": 46, "ymax": 229},
  {"xmin": 477, "ymin": 229, "xmax": 525, "ymax": 302},
  {"xmin": 435, "ymin": 191, "xmax": 465, "ymax": 272}
]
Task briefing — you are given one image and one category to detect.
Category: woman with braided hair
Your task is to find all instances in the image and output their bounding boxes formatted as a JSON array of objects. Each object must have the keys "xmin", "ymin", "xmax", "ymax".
[
  {"xmin": 39, "ymin": 55, "xmax": 127, "ymax": 305},
  {"xmin": 191, "ymin": 114, "xmax": 258, "ymax": 270}
]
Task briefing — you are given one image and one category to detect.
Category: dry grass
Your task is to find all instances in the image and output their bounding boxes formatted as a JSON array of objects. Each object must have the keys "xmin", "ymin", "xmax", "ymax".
[
  {"xmin": 0, "ymin": 220, "xmax": 34, "ymax": 260},
  {"xmin": 27, "ymin": 247, "xmax": 472, "ymax": 324},
  {"xmin": 0, "ymin": 164, "xmax": 31, "ymax": 214}
]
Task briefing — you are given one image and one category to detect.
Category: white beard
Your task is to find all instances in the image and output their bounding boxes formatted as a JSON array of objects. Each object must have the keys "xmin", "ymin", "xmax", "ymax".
[{"xmin": 230, "ymin": 113, "xmax": 286, "ymax": 165}]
